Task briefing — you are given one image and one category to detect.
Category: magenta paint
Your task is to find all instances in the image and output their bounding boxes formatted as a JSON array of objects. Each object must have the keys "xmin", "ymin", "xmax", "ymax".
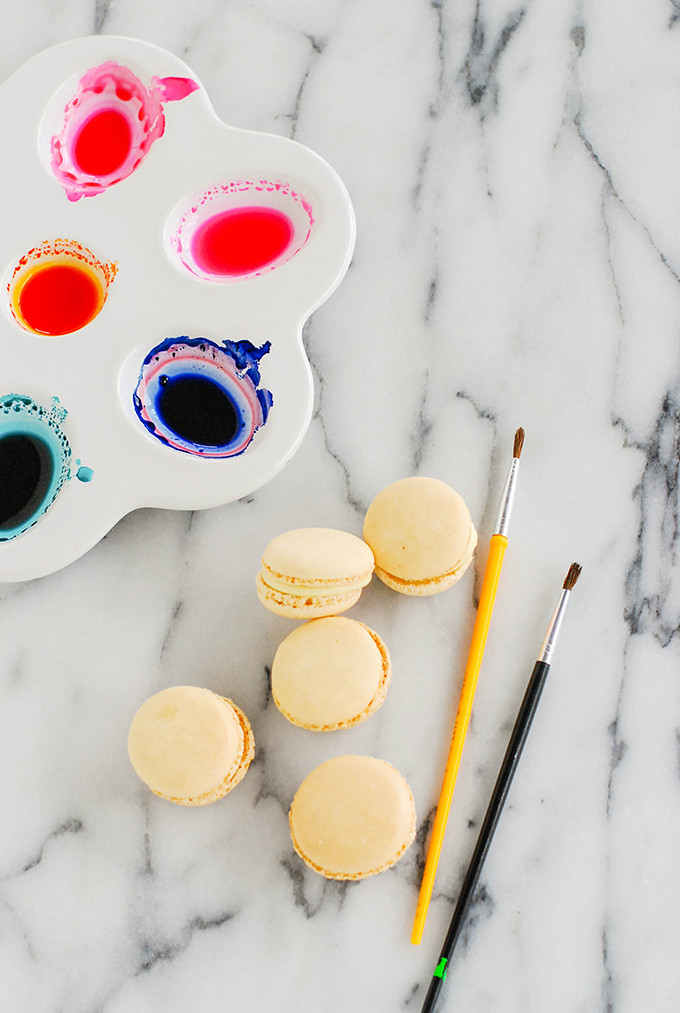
[
  {"xmin": 155, "ymin": 76, "xmax": 200, "ymax": 101},
  {"xmin": 168, "ymin": 179, "xmax": 315, "ymax": 282},
  {"xmin": 50, "ymin": 61, "xmax": 198, "ymax": 201}
]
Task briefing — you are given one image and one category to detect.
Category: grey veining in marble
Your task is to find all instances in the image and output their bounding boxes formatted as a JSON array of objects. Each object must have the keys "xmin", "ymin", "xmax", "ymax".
[{"xmin": 1, "ymin": 1, "xmax": 680, "ymax": 1011}]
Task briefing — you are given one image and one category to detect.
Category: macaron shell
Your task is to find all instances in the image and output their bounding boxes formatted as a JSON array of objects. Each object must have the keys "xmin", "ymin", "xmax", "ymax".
[
  {"xmin": 127, "ymin": 687, "xmax": 253, "ymax": 805},
  {"xmin": 289, "ymin": 756, "xmax": 416, "ymax": 880},
  {"xmin": 153, "ymin": 699, "xmax": 255, "ymax": 807},
  {"xmin": 374, "ymin": 522, "xmax": 477, "ymax": 595},
  {"xmin": 272, "ymin": 618, "xmax": 391, "ymax": 731},
  {"xmin": 261, "ymin": 528, "xmax": 375, "ymax": 584},
  {"xmin": 255, "ymin": 571, "xmax": 363, "ymax": 619},
  {"xmin": 363, "ymin": 476, "xmax": 477, "ymax": 586}
]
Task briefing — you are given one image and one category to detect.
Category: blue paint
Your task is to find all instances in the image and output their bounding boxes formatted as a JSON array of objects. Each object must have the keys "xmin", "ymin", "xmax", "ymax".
[
  {"xmin": 154, "ymin": 373, "xmax": 241, "ymax": 447},
  {"xmin": 256, "ymin": 385, "xmax": 274, "ymax": 422},
  {"xmin": 133, "ymin": 336, "xmax": 274, "ymax": 458},
  {"xmin": 0, "ymin": 395, "xmax": 71, "ymax": 541},
  {"xmin": 76, "ymin": 466, "xmax": 94, "ymax": 482}
]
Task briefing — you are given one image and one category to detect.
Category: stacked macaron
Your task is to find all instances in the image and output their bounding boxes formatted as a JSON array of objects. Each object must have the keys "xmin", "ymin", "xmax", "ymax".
[{"xmin": 255, "ymin": 527, "xmax": 374, "ymax": 618}]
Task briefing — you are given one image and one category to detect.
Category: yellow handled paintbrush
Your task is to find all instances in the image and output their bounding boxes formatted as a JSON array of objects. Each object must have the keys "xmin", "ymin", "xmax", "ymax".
[{"xmin": 411, "ymin": 427, "xmax": 524, "ymax": 945}]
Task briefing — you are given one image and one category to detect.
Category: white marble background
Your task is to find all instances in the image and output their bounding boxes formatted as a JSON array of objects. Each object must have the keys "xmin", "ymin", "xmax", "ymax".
[{"xmin": 1, "ymin": 1, "xmax": 679, "ymax": 1010}]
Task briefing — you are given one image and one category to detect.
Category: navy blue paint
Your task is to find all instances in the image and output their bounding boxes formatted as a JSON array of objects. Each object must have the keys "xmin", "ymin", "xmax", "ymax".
[
  {"xmin": 155, "ymin": 373, "xmax": 241, "ymax": 447},
  {"xmin": 0, "ymin": 433, "xmax": 54, "ymax": 532}
]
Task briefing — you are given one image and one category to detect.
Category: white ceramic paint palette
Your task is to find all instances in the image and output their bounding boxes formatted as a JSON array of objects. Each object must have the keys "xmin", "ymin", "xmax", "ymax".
[{"xmin": 0, "ymin": 37, "xmax": 355, "ymax": 582}]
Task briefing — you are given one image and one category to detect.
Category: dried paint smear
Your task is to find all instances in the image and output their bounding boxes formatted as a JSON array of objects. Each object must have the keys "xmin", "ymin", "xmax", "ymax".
[
  {"xmin": 50, "ymin": 61, "xmax": 198, "ymax": 201},
  {"xmin": 133, "ymin": 336, "xmax": 273, "ymax": 458}
]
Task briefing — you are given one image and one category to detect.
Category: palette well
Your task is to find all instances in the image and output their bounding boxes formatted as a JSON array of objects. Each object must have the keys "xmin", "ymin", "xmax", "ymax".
[{"xmin": 0, "ymin": 37, "xmax": 355, "ymax": 581}]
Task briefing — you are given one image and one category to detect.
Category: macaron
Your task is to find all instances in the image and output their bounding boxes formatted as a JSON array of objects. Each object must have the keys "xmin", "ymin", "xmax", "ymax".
[
  {"xmin": 363, "ymin": 476, "xmax": 477, "ymax": 595},
  {"xmin": 127, "ymin": 686, "xmax": 254, "ymax": 806},
  {"xmin": 289, "ymin": 755, "xmax": 416, "ymax": 880},
  {"xmin": 256, "ymin": 527, "xmax": 375, "ymax": 619},
  {"xmin": 271, "ymin": 617, "xmax": 391, "ymax": 731}
]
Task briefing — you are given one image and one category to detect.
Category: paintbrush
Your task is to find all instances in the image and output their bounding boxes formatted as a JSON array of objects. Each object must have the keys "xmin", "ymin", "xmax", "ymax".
[
  {"xmin": 420, "ymin": 562, "xmax": 583, "ymax": 1013},
  {"xmin": 412, "ymin": 428, "xmax": 524, "ymax": 945}
]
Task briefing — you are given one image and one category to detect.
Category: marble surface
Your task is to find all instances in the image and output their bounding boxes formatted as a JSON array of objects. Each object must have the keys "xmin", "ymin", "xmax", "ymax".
[{"xmin": 1, "ymin": 2, "xmax": 679, "ymax": 1011}]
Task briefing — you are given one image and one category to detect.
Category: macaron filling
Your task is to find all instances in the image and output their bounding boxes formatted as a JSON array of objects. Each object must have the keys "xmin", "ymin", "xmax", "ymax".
[
  {"xmin": 260, "ymin": 569, "xmax": 372, "ymax": 596},
  {"xmin": 256, "ymin": 571, "xmax": 362, "ymax": 612}
]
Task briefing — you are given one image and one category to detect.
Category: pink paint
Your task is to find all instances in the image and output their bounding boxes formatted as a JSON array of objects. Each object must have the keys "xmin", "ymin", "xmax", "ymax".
[
  {"xmin": 191, "ymin": 207, "xmax": 294, "ymax": 277},
  {"xmin": 50, "ymin": 62, "xmax": 198, "ymax": 201},
  {"xmin": 169, "ymin": 179, "xmax": 315, "ymax": 282},
  {"xmin": 155, "ymin": 76, "xmax": 200, "ymax": 101}
]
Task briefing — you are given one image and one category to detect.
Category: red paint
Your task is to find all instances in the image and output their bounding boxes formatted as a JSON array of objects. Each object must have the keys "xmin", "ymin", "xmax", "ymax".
[
  {"xmin": 191, "ymin": 207, "xmax": 294, "ymax": 276},
  {"xmin": 17, "ymin": 264, "xmax": 103, "ymax": 335},
  {"xmin": 73, "ymin": 109, "xmax": 132, "ymax": 176}
]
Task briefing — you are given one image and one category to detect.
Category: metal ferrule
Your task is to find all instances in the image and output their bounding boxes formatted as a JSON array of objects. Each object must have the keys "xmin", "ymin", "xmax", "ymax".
[
  {"xmin": 493, "ymin": 457, "xmax": 520, "ymax": 537},
  {"xmin": 538, "ymin": 588, "xmax": 571, "ymax": 664}
]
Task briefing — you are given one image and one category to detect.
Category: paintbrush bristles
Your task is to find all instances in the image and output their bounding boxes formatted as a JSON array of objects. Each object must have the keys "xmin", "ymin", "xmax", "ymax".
[
  {"xmin": 513, "ymin": 427, "xmax": 525, "ymax": 459},
  {"xmin": 563, "ymin": 562, "xmax": 582, "ymax": 591}
]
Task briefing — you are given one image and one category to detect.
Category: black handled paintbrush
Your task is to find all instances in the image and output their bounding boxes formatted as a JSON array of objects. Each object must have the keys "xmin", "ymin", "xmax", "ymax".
[{"xmin": 421, "ymin": 562, "xmax": 582, "ymax": 1013}]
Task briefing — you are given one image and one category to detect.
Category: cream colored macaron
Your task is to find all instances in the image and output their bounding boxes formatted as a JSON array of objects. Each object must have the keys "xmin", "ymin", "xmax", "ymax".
[
  {"xmin": 256, "ymin": 527, "xmax": 375, "ymax": 619},
  {"xmin": 363, "ymin": 476, "xmax": 477, "ymax": 595},
  {"xmin": 271, "ymin": 617, "xmax": 391, "ymax": 731},
  {"xmin": 127, "ymin": 686, "xmax": 254, "ymax": 806},
  {"xmin": 289, "ymin": 755, "xmax": 416, "ymax": 880}
]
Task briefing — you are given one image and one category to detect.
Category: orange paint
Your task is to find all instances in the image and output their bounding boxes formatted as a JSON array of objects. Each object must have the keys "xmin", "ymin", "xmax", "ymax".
[
  {"xmin": 8, "ymin": 239, "xmax": 117, "ymax": 336},
  {"xmin": 17, "ymin": 263, "xmax": 103, "ymax": 335}
]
